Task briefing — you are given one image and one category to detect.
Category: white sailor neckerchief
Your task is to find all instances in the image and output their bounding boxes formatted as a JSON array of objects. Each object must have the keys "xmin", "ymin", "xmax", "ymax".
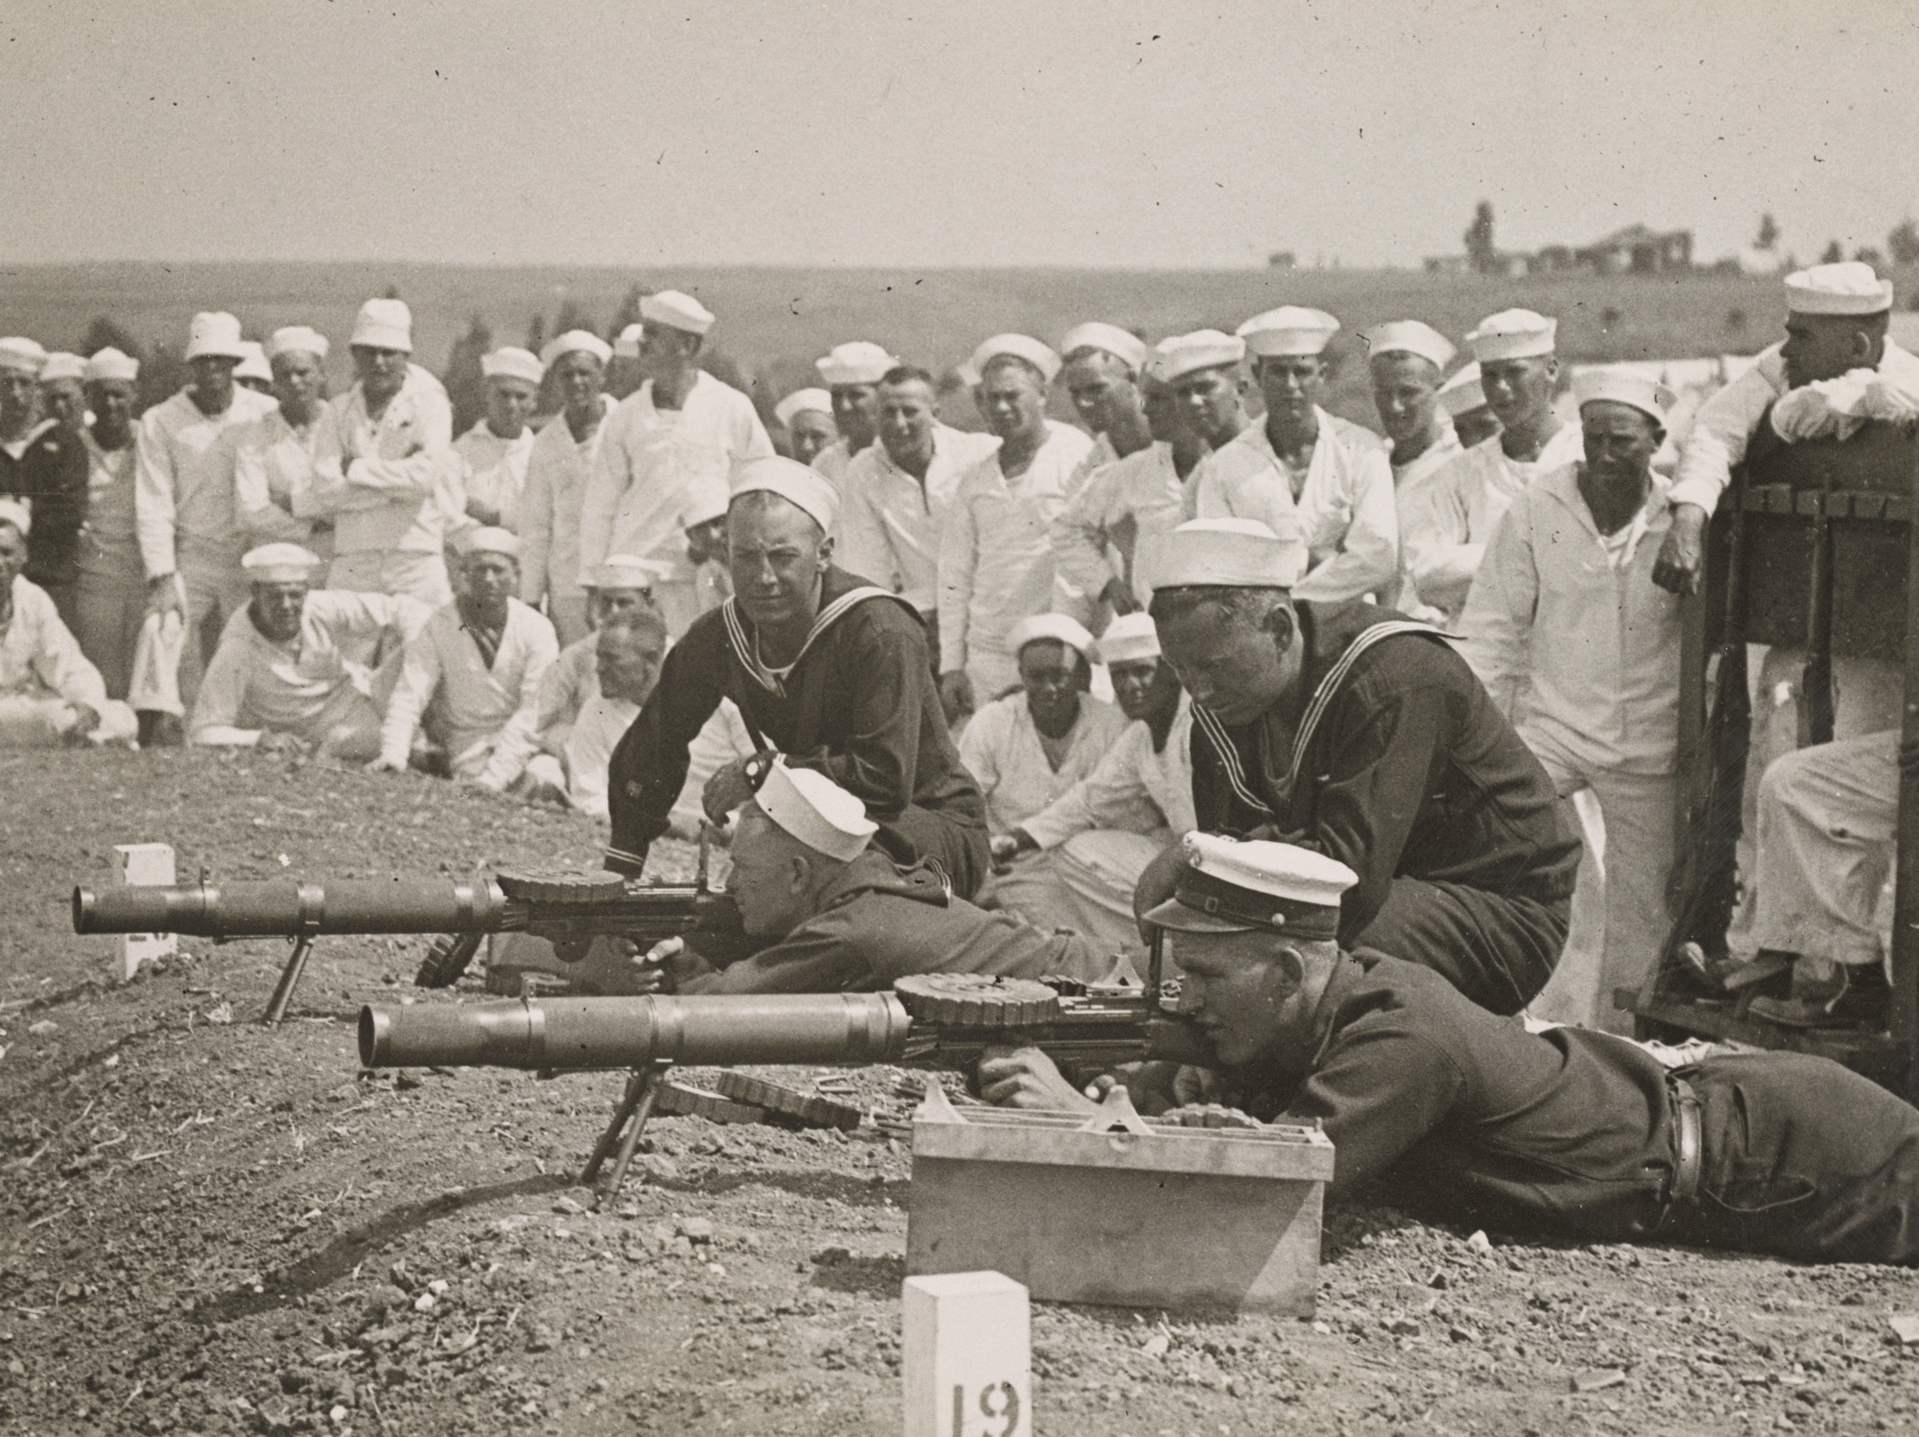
[
  {"xmin": 1191, "ymin": 619, "xmax": 1451, "ymax": 820},
  {"xmin": 718, "ymin": 584, "xmax": 896, "ymax": 703}
]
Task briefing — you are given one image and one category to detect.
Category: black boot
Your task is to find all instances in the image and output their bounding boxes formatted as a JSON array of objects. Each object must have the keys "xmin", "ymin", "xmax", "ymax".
[{"xmin": 1751, "ymin": 961, "xmax": 1889, "ymax": 1030}]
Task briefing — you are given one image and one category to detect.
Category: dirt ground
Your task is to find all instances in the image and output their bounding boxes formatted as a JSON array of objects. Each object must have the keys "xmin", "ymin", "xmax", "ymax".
[{"xmin": 5, "ymin": 747, "xmax": 1919, "ymax": 1437}]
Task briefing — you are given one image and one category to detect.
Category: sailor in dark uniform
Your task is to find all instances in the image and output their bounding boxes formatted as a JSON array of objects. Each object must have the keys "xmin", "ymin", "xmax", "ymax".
[
  {"xmin": 984, "ymin": 835, "xmax": 1919, "ymax": 1265},
  {"xmin": 1134, "ymin": 516, "xmax": 1579, "ymax": 1014},
  {"xmin": 655, "ymin": 756, "xmax": 1124, "ymax": 994},
  {"xmin": 607, "ymin": 457, "xmax": 989, "ymax": 897}
]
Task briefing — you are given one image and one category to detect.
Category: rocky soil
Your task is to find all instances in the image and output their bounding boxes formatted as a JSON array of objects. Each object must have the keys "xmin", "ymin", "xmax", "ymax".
[{"xmin": 5, "ymin": 747, "xmax": 1919, "ymax": 1436}]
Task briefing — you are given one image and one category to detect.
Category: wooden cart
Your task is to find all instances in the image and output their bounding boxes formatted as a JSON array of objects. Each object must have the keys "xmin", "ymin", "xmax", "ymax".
[{"xmin": 1630, "ymin": 420, "xmax": 1919, "ymax": 1098}]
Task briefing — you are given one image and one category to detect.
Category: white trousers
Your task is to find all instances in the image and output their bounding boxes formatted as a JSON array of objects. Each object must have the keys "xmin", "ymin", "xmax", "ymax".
[
  {"xmin": 327, "ymin": 549, "xmax": 453, "ymax": 610},
  {"xmin": 1750, "ymin": 730, "xmax": 1896, "ymax": 975},
  {"xmin": 1526, "ymin": 733, "xmax": 1677, "ymax": 1034},
  {"xmin": 987, "ymin": 828, "xmax": 1169, "ymax": 961}
]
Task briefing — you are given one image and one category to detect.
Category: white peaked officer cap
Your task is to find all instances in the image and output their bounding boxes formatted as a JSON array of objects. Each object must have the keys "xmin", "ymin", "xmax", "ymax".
[
  {"xmin": 351, "ymin": 298, "xmax": 413, "ymax": 352},
  {"xmin": 613, "ymin": 323, "xmax": 645, "ymax": 359},
  {"xmin": 39, "ymin": 352, "xmax": 86, "ymax": 383},
  {"xmin": 1573, "ymin": 366, "xmax": 1677, "ymax": 425},
  {"xmin": 1006, "ymin": 612, "xmax": 1096, "ymax": 661},
  {"xmin": 1061, "ymin": 322, "xmax": 1149, "ymax": 373},
  {"xmin": 730, "ymin": 455, "xmax": 840, "ymax": 534},
  {"xmin": 1145, "ymin": 832, "xmax": 1357, "ymax": 936},
  {"xmin": 1138, "ymin": 517, "xmax": 1309, "ymax": 592},
  {"xmin": 774, "ymin": 388, "xmax": 834, "ymax": 427},
  {"xmin": 266, "ymin": 326, "xmax": 329, "ymax": 361},
  {"xmin": 753, "ymin": 756, "xmax": 878, "ymax": 863},
  {"xmin": 453, "ymin": 526, "xmax": 523, "ymax": 559},
  {"xmin": 1096, "ymin": 612, "xmax": 1161, "ymax": 665},
  {"xmin": 1237, "ymin": 307, "xmax": 1341, "ymax": 358},
  {"xmin": 639, "ymin": 290, "xmax": 715, "ymax": 337},
  {"xmin": 1361, "ymin": 320, "xmax": 1457, "ymax": 371},
  {"xmin": 1784, "ymin": 261, "xmax": 1895, "ymax": 316},
  {"xmin": 593, "ymin": 554, "xmax": 674, "ymax": 591},
  {"xmin": 1155, "ymin": 330, "xmax": 1247, "ymax": 382},
  {"xmin": 0, "ymin": 337, "xmax": 48, "ymax": 376},
  {"xmin": 0, "ymin": 497, "xmax": 31, "ymax": 535},
  {"xmin": 234, "ymin": 342, "xmax": 273, "ymax": 385},
  {"xmin": 241, "ymin": 543, "xmax": 323, "ymax": 584},
  {"xmin": 970, "ymin": 334, "xmax": 1062, "ymax": 385},
  {"xmin": 541, "ymin": 330, "xmax": 612, "ymax": 367},
  {"xmin": 184, "ymin": 312, "xmax": 248, "ymax": 361},
  {"xmin": 1465, "ymin": 309, "xmax": 1557, "ymax": 363},
  {"xmin": 816, "ymin": 341, "xmax": 898, "ymax": 387},
  {"xmin": 84, "ymin": 347, "xmax": 140, "ymax": 383},
  {"xmin": 1436, "ymin": 361, "xmax": 1488, "ymax": 417},
  {"xmin": 481, "ymin": 347, "xmax": 545, "ymax": 386}
]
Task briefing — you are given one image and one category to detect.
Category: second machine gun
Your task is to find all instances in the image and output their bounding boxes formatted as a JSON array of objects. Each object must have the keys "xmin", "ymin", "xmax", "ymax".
[{"xmin": 74, "ymin": 856, "xmax": 727, "ymax": 1023}]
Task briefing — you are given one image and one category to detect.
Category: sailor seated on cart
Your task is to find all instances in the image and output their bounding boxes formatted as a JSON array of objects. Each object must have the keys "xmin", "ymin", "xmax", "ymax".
[
  {"xmin": 980, "ymin": 833, "xmax": 1919, "ymax": 1266},
  {"xmin": 1718, "ymin": 731, "xmax": 1915, "ymax": 1030}
]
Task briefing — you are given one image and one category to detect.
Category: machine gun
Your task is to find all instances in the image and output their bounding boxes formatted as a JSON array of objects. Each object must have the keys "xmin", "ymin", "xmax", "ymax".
[
  {"xmin": 74, "ymin": 849, "xmax": 725, "ymax": 1024},
  {"xmin": 356, "ymin": 970, "xmax": 1216, "ymax": 1192}
]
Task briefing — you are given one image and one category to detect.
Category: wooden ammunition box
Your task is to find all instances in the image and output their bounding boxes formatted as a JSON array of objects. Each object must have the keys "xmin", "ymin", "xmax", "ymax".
[{"xmin": 906, "ymin": 1085, "xmax": 1335, "ymax": 1315}]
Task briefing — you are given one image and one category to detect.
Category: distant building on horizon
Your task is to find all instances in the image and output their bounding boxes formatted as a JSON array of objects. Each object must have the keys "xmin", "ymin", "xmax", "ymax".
[{"xmin": 1425, "ymin": 222, "xmax": 1696, "ymax": 279}]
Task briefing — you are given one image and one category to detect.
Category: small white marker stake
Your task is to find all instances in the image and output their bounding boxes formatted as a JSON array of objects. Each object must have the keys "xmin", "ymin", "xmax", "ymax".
[
  {"xmin": 902, "ymin": 1271, "xmax": 1030, "ymax": 1437},
  {"xmin": 113, "ymin": 843, "xmax": 176, "ymax": 980}
]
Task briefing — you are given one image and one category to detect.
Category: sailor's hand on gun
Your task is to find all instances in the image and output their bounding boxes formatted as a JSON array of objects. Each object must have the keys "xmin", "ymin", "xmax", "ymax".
[
  {"xmin": 702, "ymin": 757, "xmax": 759, "ymax": 825},
  {"xmin": 977, "ymin": 1044, "xmax": 1103, "ymax": 1112},
  {"xmin": 621, "ymin": 935, "xmax": 684, "ymax": 994}
]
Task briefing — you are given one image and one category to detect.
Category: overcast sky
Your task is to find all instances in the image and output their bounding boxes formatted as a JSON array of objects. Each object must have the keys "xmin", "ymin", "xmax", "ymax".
[{"xmin": 5, "ymin": 0, "xmax": 1914, "ymax": 270}]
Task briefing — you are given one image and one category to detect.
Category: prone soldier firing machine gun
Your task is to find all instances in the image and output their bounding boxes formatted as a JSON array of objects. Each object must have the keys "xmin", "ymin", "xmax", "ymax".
[{"xmin": 74, "ymin": 854, "xmax": 728, "ymax": 1024}]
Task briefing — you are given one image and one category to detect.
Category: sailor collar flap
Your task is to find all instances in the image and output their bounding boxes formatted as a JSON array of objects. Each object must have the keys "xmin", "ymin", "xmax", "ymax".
[{"xmin": 720, "ymin": 582, "xmax": 898, "ymax": 698}]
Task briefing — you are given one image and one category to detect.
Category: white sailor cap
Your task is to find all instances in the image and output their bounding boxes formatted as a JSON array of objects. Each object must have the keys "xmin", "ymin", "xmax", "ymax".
[
  {"xmin": 350, "ymin": 298, "xmax": 412, "ymax": 352},
  {"xmin": 0, "ymin": 338, "xmax": 48, "ymax": 377},
  {"xmin": 1144, "ymin": 832, "xmax": 1356, "ymax": 936},
  {"xmin": 453, "ymin": 526, "xmax": 523, "ymax": 559},
  {"xmin": 816, "ymin": 341, "xmax": 897, "ymax": 388},
  {"xmin": 39, "ymin": 352, "xmax": 85, "ymax": 383},
  {"xmin": 84, "ymin": 347, "xmax": 140, "ymax": 384},
  {"xmin": 266, "ymin": 326, "xmax": 329, "ymax": 361},
  {"xmin": 1784, "ymin": 261, "xmax": 1894, "ymax": 316},
  {"xmin": 241, "ymin": 542, "xmax": 323, "ymax": 584},
  {"xmin": 971, "ymin": 333, "xmax": 1061, "ymax": 385},
  {"xmin": 1096, "ymin": 611, "xmax": 1161, "ymax": 665},
  {"xmin": 481, "ymin": 347, "xmax": 545, "ymax": 386},
  {"xmin": 1155, "ymin": 330, "xmax": 1247, "ymax": 382},
  {"xmin": 613, "ymin": 323, "xmax": 644, "ymax": 359},
  {"xmin": 1573, "ymin": 365, "xmax": 1676, "ymax": 424},
  {"xmin": 184, "ymin": 311, "xmax": 248, "ymax": 361},
  {"xmin": 1465, "ymin": 309, "xmax": 1557, "ymax": 363},
  {"xmin": 730, "ymin": 454, "xmax": 839, "ymax": 534},
  {"xmin": 542, "ymin": 330, "xmax": 613, "ymax": 367},
  {"xmin": 640, "ymin": 290, "xmax": 715, "ymax": 337},
  {"xmin": 774, "ymin": 388, "xmax": 834, "ymax": 427},
  {"xmin": 1061, "ymin": 322, "xmax": 1149, "ymax": 374},
  {"xmin": 234, "ymin": 342, "xmax": 273, "ymax": 385},
  {"xmin": 1436, "ymin": 361, "xmax": 1488, "ymax": 417},
  {"xmin": 593, "ymin": 554, "xmax": 674, "ymax": 591},
  {"xmin": 1006, "ymin": 612, "xmax": 1095, "ymax": 661},
  {"xmin": 0, "ymin": 497, "xmax": 31, "ymax": 535},
  {"xmin": 1362, "ymin": 320, "xmax": 1456, "ymax": 371},
  {"xmin": 1238, "ymin": 307, "xmax": 1340, "ymax": 358},
  {"xmin": 1138, "ymin": 517, "xmax": 1308, "ymax": 592},
  {"xmin": 752, "ymin": 757, "xmax": 877, "ymax": 863}
]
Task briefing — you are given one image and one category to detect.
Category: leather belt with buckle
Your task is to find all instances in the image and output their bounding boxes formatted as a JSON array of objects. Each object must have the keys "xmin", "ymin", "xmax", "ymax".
[{"xmin": 1668, "ymin": 1076, "xmax": 1704, "ymax": 1210}]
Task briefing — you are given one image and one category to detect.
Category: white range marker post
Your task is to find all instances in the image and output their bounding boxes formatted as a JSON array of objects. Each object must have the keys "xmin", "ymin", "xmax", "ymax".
[
  {"xmin": 112, "ymin": 843, "xmax": 177, "ymax": 980},
  {"xmin": 902, "ymin": 1271, "xmax": 1031, "ymax": 1437}
]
